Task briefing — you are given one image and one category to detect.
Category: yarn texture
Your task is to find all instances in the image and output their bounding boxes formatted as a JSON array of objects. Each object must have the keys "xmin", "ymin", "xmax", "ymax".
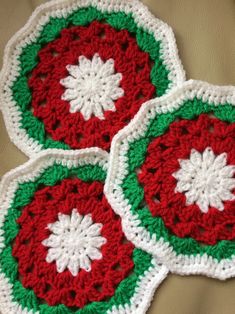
[
  {"xmin": 105, "ymin": 80, "xmax": 235, "ymax": 279},
  {"xmin": 0, "ymin": 149, "xmax": 168, "ymax": 314},
  {"xmin": 0, "ymin": 0, "xmax": 185, "ymax": 155},
  {"xmin": 2, "ymin": 1, "xmax": 235, "ymax": 312},
  {"xmin": 60, "ymin": 53, "xmax": 124, "ymax": 120}
]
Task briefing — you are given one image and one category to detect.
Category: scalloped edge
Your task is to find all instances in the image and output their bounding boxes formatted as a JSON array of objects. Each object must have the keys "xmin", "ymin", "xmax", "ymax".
[
  {"xmin": 105, "ymin": 79, "xmax": 235, "ymax": 280},
  {"xmin": 0, "ymin": 147, "xmax": 168, "ymax": 314},
  {"xmin": 0, "ymin": 0, "xmax": 185, "ymax": 157}
]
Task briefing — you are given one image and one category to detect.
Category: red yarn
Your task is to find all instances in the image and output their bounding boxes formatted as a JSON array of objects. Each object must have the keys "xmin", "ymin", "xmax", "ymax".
[
  {"xmin": 138, "ymin": 114, "xmax": 235, "ymax": 245},
  {"xmin": 12, "ymin": 178, "xmax": 134, "ymax": 307},
  {"xmin": 29, "ymin": 21, "xmax": 155, "ymax": 150}
]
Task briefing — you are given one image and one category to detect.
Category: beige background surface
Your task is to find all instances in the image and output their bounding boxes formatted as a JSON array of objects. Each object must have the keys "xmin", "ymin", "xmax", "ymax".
[{"xmin": 0, "ymin": 1, "xmax": 235, "ymax": 313}]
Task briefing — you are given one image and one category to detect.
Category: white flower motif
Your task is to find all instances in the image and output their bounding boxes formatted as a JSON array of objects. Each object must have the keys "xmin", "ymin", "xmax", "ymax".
[
  {"xmin": 60, "ymin": 53, "xmax": 124, "ymax": 120},
  {"xmin": 42, "ymin": 208, "xmax": 107, "ymax": 276},
  {"xmin": 173, "ymin": 147, "xmax": 235, "ymax": 213}
]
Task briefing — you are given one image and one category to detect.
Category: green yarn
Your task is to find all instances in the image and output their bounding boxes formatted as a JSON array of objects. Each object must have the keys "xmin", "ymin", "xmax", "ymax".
[
  {"xmin": 19, "ymin": 44, "xmax": 41, "ymax": 75},
  {"xmin": 0, "ymin": 162, "xmax": 153, "ymax": 313},
  {"xmin": 122, "ymin": 173, "xmax": 144, "ymax": 210},
  {"xmin": 12, "ymin": 77, "xmax": 32, "ymax": 110},
  {"xmin": 105, "ymin": 12, "xmax": 137, "ymax": 32},
  {"xmin": 12, "ymin": 5, "xmax": 170, "ymax": 150},
  {"xmin": 11, "ymin": 164, "xmax": 106, "ymax": 220},
  {"xmin": 38, "ymin": 18, "xmax": 69, "ymax": 44},
  {"xmin": 1, "ymin": 247, "xmax": 18, "ymax": 282},
  {"xmin": 122, "ymin": 98, "xmax": 235, "ymax": 261},
  {"xmin": 70, "ymin": 7, "xmax": 103, "ymax": 27},
  {"xmin": 150, "ymin": 59, "xmax": 170, "ymax": 96},
  {"xmin": 128, "ymin": 138, "xmax": 150, "ymax": 172},
  {"xmin": 2, "ymin": 247, "xmax": 152, "ymax": 314}
]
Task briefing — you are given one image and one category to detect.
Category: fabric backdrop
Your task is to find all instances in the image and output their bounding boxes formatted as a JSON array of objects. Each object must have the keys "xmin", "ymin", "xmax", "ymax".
[{"xmin": 0, "ymin": 1, "xmax": 235, "ymax": 313}]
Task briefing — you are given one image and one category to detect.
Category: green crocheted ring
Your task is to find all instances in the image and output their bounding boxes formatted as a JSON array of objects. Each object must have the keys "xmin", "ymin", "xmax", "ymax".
[
  {"xmin": 105, "ymin": 80, "xmax": 235, "ymax": 280},
  {"xmin": 0, "ymin": 148, "xmax": 168, "ymax": 314},
  {"xmin": 0, "ymin": 0, "xmax": 184, "ymax": 156}
]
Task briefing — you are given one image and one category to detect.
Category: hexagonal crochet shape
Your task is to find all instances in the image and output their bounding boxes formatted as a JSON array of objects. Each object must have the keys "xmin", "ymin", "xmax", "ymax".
[
  {"xmin": 105, "ymin": 79, "xmax": 235, "ymax": 280},
  {"xmin": 0, "ymin": 148, "xmax": 168, "ymax": 314},
  {"xmin": 0, "ymin": 0, "xmax": 185, "ymax": 155}
]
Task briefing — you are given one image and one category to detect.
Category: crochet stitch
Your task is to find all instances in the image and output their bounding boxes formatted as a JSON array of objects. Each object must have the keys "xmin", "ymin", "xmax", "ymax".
[
  {"xmin": 42, "ymin": 208, "xmax": 107, "ymax": 275},
  {"xmin": 105, "ymin": 79, "xmax": 235, "ymax": 280},
  {"xmin": 0, "ymin": 0, "xmax": 185, "ymax": 155},
  {"xmin": 0, "ymin": 149, "xmax": 168, "ymax": 314},
  {"xmin": 60, "ymin": 53, "xmax": 124, "ymax": 119},
  {"xmin": 173, "ymin": 147, "xmax": 235, "ymax": 213}
]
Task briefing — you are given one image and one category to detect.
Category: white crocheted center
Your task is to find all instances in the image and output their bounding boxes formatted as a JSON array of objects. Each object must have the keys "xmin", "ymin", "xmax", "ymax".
[
  {"xmin": 60, "ymin": 53, "xmax": 124, "ymax": 120},
  {"xmin": 173, "ymin": 147, "xmax": 235, "ymax": 213},
  {"xmin": 42, "ymin": 209, "xmax": 107, "ymax": 276}
]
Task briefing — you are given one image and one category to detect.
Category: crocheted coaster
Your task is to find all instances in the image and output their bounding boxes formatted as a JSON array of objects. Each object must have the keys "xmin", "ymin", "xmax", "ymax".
[
  {"xmin": 0, "ymin": 0, "xmax": 184, "ymax": 155},
  {"xmin": 105, "ymin": 79, "xmax": 235, "ymax": 280},
  {"xmin": 0, "ymin": 149, "xmax": 168, "ymax": 314}
]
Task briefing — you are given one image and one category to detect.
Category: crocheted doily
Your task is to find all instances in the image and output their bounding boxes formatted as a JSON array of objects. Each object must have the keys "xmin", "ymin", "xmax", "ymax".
[
  {"xmin": 0, "ymin": 0, "xmax": 185, "ymax": 156},
  {"xmin": 0, "ymin": 149, "xmax": 168, "ymax": 314},
  {"xmin": 105, "ymin": 80, "xmax": 235, "ymax": 280}
]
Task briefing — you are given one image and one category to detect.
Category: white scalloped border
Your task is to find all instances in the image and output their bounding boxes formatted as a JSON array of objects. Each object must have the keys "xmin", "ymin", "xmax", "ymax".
[
  {"xmin": 0, "ymin": 0, "xmax": 185, "ymax": 157},
  {"xmin": 105, "ymin": 79, "xmax": 235, "ymax": 280},
  {"xmin": 0, "ymin": 148, "xmax": 168, "ymax": 314},
  {"xmin": 0, "ymin": 259, "xmax": 168, "ymax": 314}
]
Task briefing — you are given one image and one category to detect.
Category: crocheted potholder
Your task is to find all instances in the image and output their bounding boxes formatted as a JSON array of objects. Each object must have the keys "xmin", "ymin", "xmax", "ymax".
[
  {"xmin": 0, "ymin": 0, "xmax": 185, "ymax": 155},
  {"xmin": 105, "ymin": 79, "xmax": 235, "ymax": 280},
  {"xmin": 0, "ymin": 148, "xmax": 168, "ymax": 314}
]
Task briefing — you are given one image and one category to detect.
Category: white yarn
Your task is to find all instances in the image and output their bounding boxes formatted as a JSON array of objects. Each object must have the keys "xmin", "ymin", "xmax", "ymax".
[
  {"xmin": 173, "ymin": 147, "xmax": 235, "ymax": 213},
  {"xmin": 0, "ymin": 148, "xmax": 168, "ymax": 314},
  {"xmin": 105, "ymin": 80, "xmax": 235, "ymax": 280},
  {"xmin": 60, "ymin": 53, "xmax": 124, "ymax": 120},
  {"xmin": 43, "ymin": 208, "xmax": 107, "ymax": 276},
  {"xmin": 0, "ymin": 0, "xmax": 185, "ymax": 157}
]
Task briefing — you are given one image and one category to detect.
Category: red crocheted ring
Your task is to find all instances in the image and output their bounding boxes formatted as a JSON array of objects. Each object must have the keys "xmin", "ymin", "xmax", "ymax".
[
  {"xmin": 29, "ymin": 21, "xmax": 155, "ymax": 150},
  {"xmin": 13, "ymin": 177, "xmax": 134, "ymax": 308},
  {"xmin": 0, "ymin": 150, "xmax": 168, "ymax": 313},
  {"xmin": 139, "ymin": 114, "xmax": 235, "ymax": 245},
  {"xmin": 0, "ymin": 0, "xmax": 185, "ymax": 156},
  {"xmin": 0, "ymin": 148, "xmax": 168, "ymax": 314},
  {"xmin": 104, "ymin": 81, "xmax": 235, "ymax": 279}
]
